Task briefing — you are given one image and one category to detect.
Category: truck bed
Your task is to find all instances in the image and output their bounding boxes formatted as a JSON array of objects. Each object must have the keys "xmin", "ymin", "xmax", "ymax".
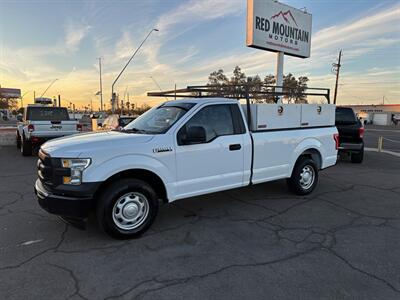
[{"xmin": 249, "ymin": 126, "xmax": 338, "ymax": 184}]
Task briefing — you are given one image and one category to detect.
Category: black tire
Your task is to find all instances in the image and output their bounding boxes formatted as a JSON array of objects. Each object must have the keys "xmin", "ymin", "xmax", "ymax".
[
  {"xmin": 21, "ymin": 136, "xmax": 32, "ymax": 156},
  {"xmin": 287, "ymin": 157, "xmax": 319, "ymax": 195},
  {"xmin": 16, "ymin": 132, "xmax": 21, "ymax": 149},
  {"xmin": 351, "ymin": 149, "xmax": 364, "ymax": 164},
  {"xmin": 96, "ymin": 178, "xmax": 159, "ymax": 239}
]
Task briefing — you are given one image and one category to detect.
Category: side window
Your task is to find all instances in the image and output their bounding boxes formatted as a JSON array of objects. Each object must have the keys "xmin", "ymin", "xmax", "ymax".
[{"xmin": 178, "ymin": 104, "xmax": 235, "ymax": 145}]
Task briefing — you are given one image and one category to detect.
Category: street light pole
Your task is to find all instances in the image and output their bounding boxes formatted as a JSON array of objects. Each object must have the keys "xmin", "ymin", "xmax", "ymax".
[
  {"xmin": 111, "ymin": 28, "xmax": 159, "ymax": 113},
  {"xmin": 98, "ymin": 57, "xmax": 103, "ymax": 111}
]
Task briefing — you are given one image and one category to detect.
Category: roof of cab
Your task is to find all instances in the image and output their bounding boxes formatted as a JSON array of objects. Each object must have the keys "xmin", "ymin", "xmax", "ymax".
[{"xmin": 161, "ymin": 98, "xmax": 239, "ymax": 106}]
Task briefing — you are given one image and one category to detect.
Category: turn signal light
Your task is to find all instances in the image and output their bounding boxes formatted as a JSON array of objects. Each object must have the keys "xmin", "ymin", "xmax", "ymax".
[{"xmin": 28, "ymin": 124, "xmax": 35, "ymax": 132}]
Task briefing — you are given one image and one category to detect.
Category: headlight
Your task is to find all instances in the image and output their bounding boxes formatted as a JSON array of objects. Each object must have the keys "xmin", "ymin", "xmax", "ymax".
[{"xmin": 61, "ymin": 158, "xmax": 91, "ymax": 185}]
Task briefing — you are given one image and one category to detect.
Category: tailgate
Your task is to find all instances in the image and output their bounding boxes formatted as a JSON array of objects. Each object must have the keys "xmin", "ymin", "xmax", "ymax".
[
  {"xmin": 30, "ymin": 121, "xmax": 78, "ymax": 137},
  {"xmin": 336, "ymin": 123, "xmax": 360, "ymax": 143}
]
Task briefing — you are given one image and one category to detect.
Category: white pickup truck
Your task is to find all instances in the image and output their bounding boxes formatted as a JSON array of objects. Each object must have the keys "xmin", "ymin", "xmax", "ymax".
[
  {"xmin": 35, "ymin": 97, "xmax": 338, "ymax": 239},
  {"xmin": 17, "ymin": 105, "xmax": 81, "ymax": 156}
]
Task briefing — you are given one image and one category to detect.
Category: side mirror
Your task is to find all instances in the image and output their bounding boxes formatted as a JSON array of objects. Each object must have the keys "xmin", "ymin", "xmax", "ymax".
[
  {"xmin": 183, "ymin": 126, "xmax": 206, "ymax": 144},
  {"xmin": 16, "ymin": 115, "xmax": 23, "ymax": 122}
]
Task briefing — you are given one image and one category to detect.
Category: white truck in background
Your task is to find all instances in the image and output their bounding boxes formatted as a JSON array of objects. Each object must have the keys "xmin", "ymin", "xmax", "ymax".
[
  {"xmin": 34, "ymin": 88, "xmax": 338, "ymax": 239},
  {"xmin": 17, "ymin": 105, "xmax": 82, "ymax": 156}
]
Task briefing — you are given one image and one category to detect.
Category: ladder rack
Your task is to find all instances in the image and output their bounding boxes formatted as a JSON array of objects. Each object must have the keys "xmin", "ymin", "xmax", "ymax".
[{"xmin": 147, "ymin": 84, "xmax": 330, "ymax": 104}]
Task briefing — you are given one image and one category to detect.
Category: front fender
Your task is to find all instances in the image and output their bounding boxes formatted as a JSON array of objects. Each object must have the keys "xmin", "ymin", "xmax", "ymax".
[{"xmin": 83, "ymin": 154, "xmax": 173, "ymax": 185}]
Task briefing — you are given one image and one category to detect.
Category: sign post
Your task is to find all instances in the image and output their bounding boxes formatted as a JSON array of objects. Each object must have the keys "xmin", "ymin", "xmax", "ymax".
[
  {"xmin": 247, "ymin": 0, "xmax": 312, "ymax": 102},
  {"xmin": 275, "ymin": 51, "xmax": 284, "ymax": 103}
]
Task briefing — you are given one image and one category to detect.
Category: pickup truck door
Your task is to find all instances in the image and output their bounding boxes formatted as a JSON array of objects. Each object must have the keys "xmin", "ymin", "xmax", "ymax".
[{"xmin": 174, "ymin": 104, "xmax": 246, "ymax": 199}]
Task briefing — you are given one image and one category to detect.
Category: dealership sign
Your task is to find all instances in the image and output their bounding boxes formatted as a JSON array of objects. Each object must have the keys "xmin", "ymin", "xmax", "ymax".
[
  {"xmin": 247, "ymin": 0, "xmax": 312, "ymax": 58},
  {"xmin": 0, "ymin": 88, "xmax": 21, "ymax": 99}
]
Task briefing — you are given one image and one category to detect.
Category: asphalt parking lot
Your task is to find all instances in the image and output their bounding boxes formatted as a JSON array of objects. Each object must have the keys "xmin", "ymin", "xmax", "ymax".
[
  {"xmin": 1, "ymin": 145, "xmax": 399, "ymax": 299},
  {"xmin": 364, "ymin": 125, "xmax": 400, "ymax": 153}
]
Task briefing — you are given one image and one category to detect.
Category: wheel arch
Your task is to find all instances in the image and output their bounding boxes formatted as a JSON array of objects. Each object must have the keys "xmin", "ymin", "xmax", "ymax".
[
  {"xmin": 94, "ymin": 168, "xmax": 168, "ymax": 206},
  {"xmin": 297, "ymin": 148, "xmax": 322, "ymax": 169},
  {"xmin": 290, "ymin": 139, "xmax": 323, "ymax": 174}
]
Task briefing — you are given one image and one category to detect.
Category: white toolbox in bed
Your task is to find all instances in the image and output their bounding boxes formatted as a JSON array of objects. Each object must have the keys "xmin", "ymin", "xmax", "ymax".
[{"xmin": 241, "ymin": 103, "xmax": 335, "ymax": 131}]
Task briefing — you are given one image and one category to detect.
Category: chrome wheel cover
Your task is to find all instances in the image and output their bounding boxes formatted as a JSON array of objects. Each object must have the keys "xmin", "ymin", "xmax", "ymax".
[
  {"xmin": 112, "ymin": 192, "xmax": 149, "ymax": 230},
  {"xmin": 299, "ymin": 165, "xmax": 315, "ymax": 190}
]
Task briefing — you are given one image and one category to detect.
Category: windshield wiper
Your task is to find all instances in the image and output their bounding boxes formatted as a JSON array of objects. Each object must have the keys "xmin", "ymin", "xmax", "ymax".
[{"xmin": 119, "ymin": 128, "xmax": 150, "ymax": 134}]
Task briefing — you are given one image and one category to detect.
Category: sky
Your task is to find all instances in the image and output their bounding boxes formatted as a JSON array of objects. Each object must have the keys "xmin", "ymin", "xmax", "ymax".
[{"xmin": 1, "ymin": 0, "xmax": 399, "ymax": 110}]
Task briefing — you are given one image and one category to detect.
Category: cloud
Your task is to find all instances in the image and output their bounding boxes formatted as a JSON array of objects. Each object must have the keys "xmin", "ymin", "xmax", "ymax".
[
  {"xmin": 115, "ymin": 31, "xmax": 136, "ymax": 59},
  {"xmin": 65, "ymin": 21, "xmax": 91, "ymax": 51},
  {"xmin": 156, "ymin": 0, "xmax": 243, "ymax": 33},
  {"xmin": 139, "ymin": 0, "xmax": 244, "ymax": 71},
  {"xmin": 2, "ymin": 1, "xmax": 399, "ymax": 108},
  {"xmin": 312, "ymin": 5, "xmax": 400, "ymax": 52}
]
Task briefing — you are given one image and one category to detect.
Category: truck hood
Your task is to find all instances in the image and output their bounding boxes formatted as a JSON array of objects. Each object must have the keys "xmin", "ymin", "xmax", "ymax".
[{"xmin": 41, "ymin": 131, "xmax": 154, "ymax": 157}]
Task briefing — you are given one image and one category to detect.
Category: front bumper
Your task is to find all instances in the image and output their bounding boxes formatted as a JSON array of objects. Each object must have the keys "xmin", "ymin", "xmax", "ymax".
[{"xmin": 35, "ymin": 179, "xmax": 98, "ymax": 218}]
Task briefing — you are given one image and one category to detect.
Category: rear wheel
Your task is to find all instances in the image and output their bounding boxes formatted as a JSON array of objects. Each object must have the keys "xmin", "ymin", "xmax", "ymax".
[
  {"xmin": 351, "ymin": 149, "xmax": 364, "ymax": 164},
  {"xmin": 287, "ymin": 157, "xmax": 319, "ymax": 195},
  {"xmin": 96, "ymin": 178, "xmax": 159, "ymax": 239},
  {"xmin": 21, "ymin": 136, "xmax": 32, "ymax": 156}
]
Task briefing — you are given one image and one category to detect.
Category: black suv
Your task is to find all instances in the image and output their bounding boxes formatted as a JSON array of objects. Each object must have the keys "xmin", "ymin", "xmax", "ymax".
[{"xmin": 335, "ymin": 107, "xmax": 364, "ymax": 163}]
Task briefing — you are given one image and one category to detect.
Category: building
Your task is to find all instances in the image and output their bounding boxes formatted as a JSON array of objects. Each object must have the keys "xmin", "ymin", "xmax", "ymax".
[{"xmin": 340, "ymin": 104, "xmax": 400, "ymax": 126}]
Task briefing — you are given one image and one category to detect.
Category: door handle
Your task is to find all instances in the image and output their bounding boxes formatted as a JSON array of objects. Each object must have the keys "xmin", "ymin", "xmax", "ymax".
[{"xmin": 229, "ymin": 144, "xmax": 241, "ymax": 151}]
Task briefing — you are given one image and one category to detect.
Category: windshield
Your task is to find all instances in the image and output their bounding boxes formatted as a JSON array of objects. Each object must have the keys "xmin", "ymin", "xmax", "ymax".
[
  {"xmin": 124, "ymin": 103, "xmax": 194, "ymax": 134},
  {"xmin": 336, "ymin": 108, "xmax": 357, "ymax": 124},
  {"xmin": 119, "ymin": 117, "xmax": 135, "ymax": 127},
  {"xmin": 27, "ymin": 107, "xmax": 70, "ymax": 121}
]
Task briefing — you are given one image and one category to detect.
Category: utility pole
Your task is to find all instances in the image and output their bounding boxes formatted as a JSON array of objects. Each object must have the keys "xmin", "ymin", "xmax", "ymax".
[
  {"xmin": 98, "ymin": 57, "xmax": 103, "ymax": 111},
  {"xmin": 58, "ymin": 95, "xmax": 61, "ymax": 107},
  {"xmin": 332, "ymin": 50, "xmax": 342, "ymax": 105}
]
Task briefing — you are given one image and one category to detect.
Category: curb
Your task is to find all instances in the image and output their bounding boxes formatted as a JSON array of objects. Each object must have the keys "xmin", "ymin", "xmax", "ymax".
[{"xmin": 365, "ymin": 147, "xmax": 400, "ymax": 158}]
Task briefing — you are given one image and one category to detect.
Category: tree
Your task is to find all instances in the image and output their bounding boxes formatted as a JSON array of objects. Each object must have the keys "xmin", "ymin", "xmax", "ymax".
[
  {"xmin": 231, "ymin": 66, "xmax": 246, "ymax": 84},
  {"xmin": 283, "ymin": 73, "xmax": 298, "ymax": 103},
  {"xmin": 207, "ymin": 67, "xmax": 309, "ymax": 103},
  {"xmin": 207, "ymin": 69, "xmax": 229, "ymax": 96},
  {"xmin": 208, "ymin": 69, "xmax": 228, "ymax": 86},
  {"xmin": 262, "ymin": 74, "xmax": 276, "ymax": 103},
  {"xmin": 295, "ymin": 76, "xmax": 309, "ymax": 103},
  {"xmin": 0, "ymin": 98, "xmax": 18, "ymax": 110}
]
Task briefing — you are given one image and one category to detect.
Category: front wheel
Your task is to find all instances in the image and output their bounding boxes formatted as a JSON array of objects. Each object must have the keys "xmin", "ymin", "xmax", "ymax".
[
  {"xmin": 96, "ymin": 178, "xmax": 159, "ymax": 239},
  {"xmin": 287, "ymin": 157, "xmax": 319, "ymax": 195}
]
